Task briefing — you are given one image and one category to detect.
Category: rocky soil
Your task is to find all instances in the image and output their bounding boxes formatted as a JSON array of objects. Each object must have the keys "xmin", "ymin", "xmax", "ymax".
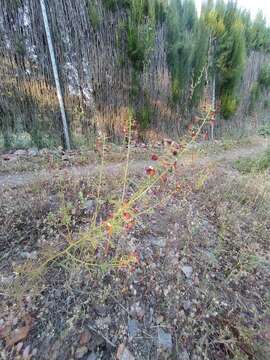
[{"xmin": 0, "ymin": 138, "xmax": 269, "ymax": 360}]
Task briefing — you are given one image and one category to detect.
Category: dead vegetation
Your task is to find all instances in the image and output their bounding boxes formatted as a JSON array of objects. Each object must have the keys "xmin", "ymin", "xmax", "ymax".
[{"xmin": 0, "ymin": 138, "xmax": 270, "ymax": 360}]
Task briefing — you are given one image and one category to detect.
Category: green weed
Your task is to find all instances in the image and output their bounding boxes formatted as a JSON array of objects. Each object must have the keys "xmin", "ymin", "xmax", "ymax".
[
  {"xmin": 234, "ymin": 149, "xmax": 270, "ymax": 173},
  {"xmin": 258, "ymin": 124, "xmax": 270, "ymax": 137}
]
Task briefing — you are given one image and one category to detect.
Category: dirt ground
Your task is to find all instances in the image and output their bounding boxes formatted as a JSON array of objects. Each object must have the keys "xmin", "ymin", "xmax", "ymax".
[{"xmin": 0, "ymin": 137, "xmax": 269, "ymax": 360}]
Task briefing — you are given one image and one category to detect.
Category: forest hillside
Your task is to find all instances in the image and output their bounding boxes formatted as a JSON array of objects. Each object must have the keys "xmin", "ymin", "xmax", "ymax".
[{"xmin": 1, "ymin": 0, "xmax": 270, "ymax": 148}]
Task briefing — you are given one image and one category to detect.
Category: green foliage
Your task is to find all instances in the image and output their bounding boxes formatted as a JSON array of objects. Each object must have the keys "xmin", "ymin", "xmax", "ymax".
[
  {"xmin": 257, "ymin": 124, "xmax": 270, "ymax": 137},
  {"xmin": 203, "ymin": 9, "xmax": 225, "ymax": 36},
  {"xmin": 220, "ymin": 94, "xmax": 238, "ymax": 119},
  {"xmin": 166, "ymin": 0, "xmax": 200, "ymax": 105},
  {"xmin": 30, "ymin": 128, "xmax": 59, "ymax": 149},
  {"xmin": 191, "ymin": 19, "xmax": 210, "ymax": 105},
  {"xmin": 249, "ymin": 82, "xmax": 260, "ymax": 113},
  {"xmin": 219, "ymin": 19, "xmax": 245, "ymax": 89},
  {"xmin": 216, "ymin": 8, "xmax": 245, "ymax": 117},
  {"xmin": 15, "ymin": 38, "xmax": 26, "ymax": 57},
  {"xmin": 264, "ymin": 99, "xmax": 269, "ymax": 109},
  {"xmin": 4, "ymin": 0, "xmax": 270, "ymax": 143},
  {"xmin": 234, "ymin": 149, "xmax": 270, "ymax": 174},
  {"xmin": 250, "ymin": 11, "xmax": 270, "ymax": 51},
  {"xmin": 102, "ymin": 0, "xmax": 130, "ymax": 12},
  {"xmin": 130, "ymin": 70, "xmax": 141, "ymax": 99},
  {"xmin": 7, "ymin": 0, "xmax": 22, "ymax": 12},
  {"xmin": 106, "ymin": 0, "xmax": 269, "ymax": 120},
  {"xmin": 199, "ymin": 1, "xmax": 250, "ymax": 118},
  {"xmin": 154, "ymin": 0, "xmax": 166, "ymax": 23},
  {"xmin": 0, "ymin": 131, "xmax": 31, "ymax": 150},
  {"xmin": 258, "ymin": 64, "xmax": 270, "ymax": 89},
  {"xmin": 249, "ymin": 64, "xmax": 270, "ymax": 113},
  {"xmin": 127, "ymin": 22, "xmax": 148, "ymax": 72},
  {"xmin": 171, "ymin": 78, "xmax": 181, "ymax": 103},
  {"xmin": 13, "ymin": 132, "xmax": 32, "ymax": 149},
  {"xmin": 135, "ymin": 103, "xmax": 153, "ymax": 129},
  {"xmin": 126, "ymin": 0, "xmax": 156, "ymax": 72},
  {"xmin": 87, "ymin": 2, "xmax": 100, "ymax": 29}
]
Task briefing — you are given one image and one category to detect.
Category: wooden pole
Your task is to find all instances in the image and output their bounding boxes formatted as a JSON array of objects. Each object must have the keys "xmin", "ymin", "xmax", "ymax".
[{"xmin": 39, "ymin": 0, "xmax": 71, "ymax": 150}]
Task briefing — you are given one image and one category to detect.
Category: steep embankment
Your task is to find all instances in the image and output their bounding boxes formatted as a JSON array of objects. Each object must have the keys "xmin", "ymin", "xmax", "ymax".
[{"xmin": 1, "ymin": 0, "xmax": 270, "ymax": 146}]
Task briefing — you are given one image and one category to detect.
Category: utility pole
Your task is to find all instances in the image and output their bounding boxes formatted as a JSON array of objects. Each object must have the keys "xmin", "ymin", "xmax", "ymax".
[
  {"xmin": 39, "ymin": 0, "xmax": 71, "ymax": 150},
  {"xmin": 210, "ymin": 36, "xmax": 216, "ymax": 142}
]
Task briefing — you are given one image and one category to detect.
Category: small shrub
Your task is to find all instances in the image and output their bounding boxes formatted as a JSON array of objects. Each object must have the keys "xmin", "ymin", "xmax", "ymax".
[
  {"xmin": 130, "ymin": 70, "xmax": 141, "ymax": 99},
  {"xmin": 234, "ymin": 149, "xmax": 270, "ymax": 174},
  {"xmin": 102, "ymin": 0, "xmax": 130, "ymax": 12},
  {"xmin": 15, "ymin": 39, "xmax": 26, "ymax": 57},
  {"xmin": 125, "ymin": 1, "xmax": 156, "ymax": 72},
  {"xmin": 13, "ymin": 132, "xmax": 32, "ymax": 149},
  {"xmin": 257, "ymin": 124, "xmax": 270, "ymax": 137},
  {"xmin": 258, "ymin": 64, "xmax": 270, "ymax": 89},
  {"xmin": 0, "ymin": 133, "xmax": 4, "ymax": 149},
  {"xmin": 221, "ymin": 94, "xmax": 238, "ymax": 119},
  {"xmin": 127, "ymin": 23, "xmax": 146, "ymax": 72},
  {"xmin": 248, "ymin": 82, "xmax": 260, "ymax": 113},
  {"xmin": 234, "ymin": 157, "xmax": 256, "ymax": 174},
  {"xmin": 136, "ymin": 104, "xmax": 152, "ymax": 129},
  {"xmin": 249, "ymin": 65, "xmax": 270, "ymax": 113},
  {"xmin": 1, "ymin": 131, "xmax": 12, "ymax": 150},
  {"xmin": 0, "ymin": 131, "xmax": 33, "ymax": 150},
  {"xmin": 87, "ymin": 2, "xmax": 100, "ymax": 29},
  {"xmin": 172, "ymin": 78, "xmax": 181, "ymax": 104},
  {"xmin": 263, "ymin": 99, "xmax": 269, "ymax": 109},
  {"xmin": 154, "ymin": 0, "xmax": 166, "ymax": 23},
  {"xmin": 30, "ymin": 128, "xmax": 60, "ymax": 149}
]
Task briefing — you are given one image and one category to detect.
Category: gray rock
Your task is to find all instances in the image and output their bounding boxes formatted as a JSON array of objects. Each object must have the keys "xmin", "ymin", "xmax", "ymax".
[
  {"xmin": 22, "ymin": 345, "xmax": 31, "ymax": 359},
  {"xmin": 130, "ymin": 302, "xmax": 145, "ymax": 319},
  {"xmin": 152, "ymin": 237, "xmax": 167, "ymax": 247},
  {"xmin": 83, "ymin": 200, "xmax": 96, "ymax": 214},
  {"xmin": 94, "ymin": 304, "xmax": 108, "ymax": 317},
  {"xmin": 128, "ymin": 319, "xmax": 140, "ymax": 338},
  {"xmin": 181, "ymin": 265, "xmax": 193, "ymax": 279},
  {"xmin": 87, "ymin": 353, "xmax": 97, "ymax": 360},
  {"xmin": 39, "ymin": 148, "xmax": 49, "ymax": 156},
  {"xmin": 95, "ymin": 315, "xmax": 111, "ymax": 329},
  {"xmin": 62, "ymin": 154, "xmax": 70, "ymax": 161},
  {"xmin": 182, "ymin": 300, "xmax": 192, "ymax": 311},
  {"xmin": 157, "ymin": 328, "xmax": 173, "ymax": 350},
  {"xmin": 0, "ymin": 275, "xmax": 15, "ymax": 285},
  {"xmin": 116, "ymin": 344, "xmax": 135, "ymax": 360},
  {"xmin": 75, "ymin": 346, "xmax": 88, "ymax": 359},
  {"xmin": 28, "ymin": 147, "xmax": 39, "ymax": 157},
  {"xmin": 14, "ymin": 149, "xmax": 28, "ymax": 156},
  {"xmin": 20, "ymin": 251, "xmax": 38, "ymax": 260},
  {"xmin": 16, "ymin": 342, "xmax": 24, "ymax": 353},
  {"xmin": 3, "ymin": 154, "xmax": 16, "ymax": 161},
  {"xmin": 31, "ymin": 348, "xmax": 38, "ymax": 356},
  {"xmin": 50, "ymin": 340, "xmax": 61, "ymax": 360},
  {"xmin": 179, "ymin": 350, "xmax": 190, "ymax": 360}
]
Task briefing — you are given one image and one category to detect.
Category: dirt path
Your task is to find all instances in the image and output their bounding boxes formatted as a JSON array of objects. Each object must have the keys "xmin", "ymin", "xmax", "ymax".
[
  {"xmin": 0, "ymin": 161, "xmax": 151, "ymax": 189},
  {"xmin": 0, "ymin": 138, "xmax": 268, "ymax": 189}
]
